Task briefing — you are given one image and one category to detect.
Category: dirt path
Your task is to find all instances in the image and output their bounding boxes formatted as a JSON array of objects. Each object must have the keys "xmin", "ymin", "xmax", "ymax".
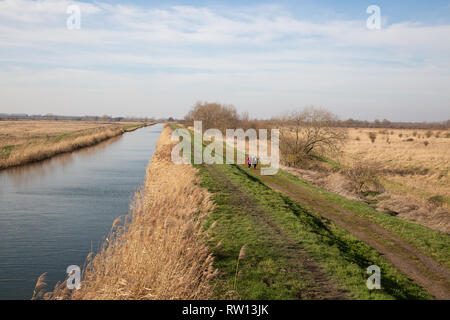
[
  {"xmin": 203, "ymin": 164, "xmax": 350, "ymax": 300},
  {"xmin": 259, "ymin": 173, "xmax": 450, "ymax": 299}
]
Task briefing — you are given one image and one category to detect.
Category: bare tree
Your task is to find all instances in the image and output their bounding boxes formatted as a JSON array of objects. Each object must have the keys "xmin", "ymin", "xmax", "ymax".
[
  {"xmin": 185, "ymin": 102, "xmax": 240, "ymax": 132},
  {"xmin": 279, "ymin": 107, "xmax": 347, "ymax": 166}
]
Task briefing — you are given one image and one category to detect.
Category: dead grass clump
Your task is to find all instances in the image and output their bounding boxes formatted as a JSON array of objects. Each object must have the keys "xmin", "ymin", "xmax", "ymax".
[
  {"xmin": 428, "ymin": 195, "xmax": 445, "ymax": 207},
  {"xmin": 38, "ymin": 125, "xmax": 217, "ymax": 300},
  {"xmin": 377, "ymin": 194, "xmax": 450, "ymax": 233},
  {"xmin": 344, "ymin": 161, "xmax": 384, "ymax": 194}
]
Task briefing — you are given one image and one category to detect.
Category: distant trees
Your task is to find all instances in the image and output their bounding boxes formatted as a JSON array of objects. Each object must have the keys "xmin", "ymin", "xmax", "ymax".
[
  {"xmin": 184, "ymin": 102, "xmax": 240, "ymax": 132},
  {"xmin": 277, "ymin": 107, "xmax": 347, "ymax": 166}
]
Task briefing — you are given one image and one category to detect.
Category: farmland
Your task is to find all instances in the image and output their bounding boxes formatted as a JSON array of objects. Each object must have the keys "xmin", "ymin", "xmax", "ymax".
[{"xmin": 0, "ymin": 120, "xmax": 149, "ymax": 169}]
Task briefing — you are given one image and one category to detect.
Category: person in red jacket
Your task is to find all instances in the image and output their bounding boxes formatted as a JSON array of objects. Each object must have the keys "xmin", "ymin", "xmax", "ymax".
[{"xmin": 246, "ymin": 156, "xmax": 251, "ymax": 168}]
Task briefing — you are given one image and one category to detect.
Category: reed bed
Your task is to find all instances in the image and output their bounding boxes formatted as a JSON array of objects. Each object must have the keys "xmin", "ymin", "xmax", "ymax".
[
  {"xmin": 34, "ymin": 125, "xmax": 216, "ymax": 300},
  {"xmin": 0, "ymin": 127, "xmax": 124, "ymax": 169}
]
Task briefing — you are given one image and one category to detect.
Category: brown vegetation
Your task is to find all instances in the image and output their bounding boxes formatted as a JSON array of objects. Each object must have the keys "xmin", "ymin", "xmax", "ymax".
[
  {"xmin": 344, "ymin": 161, "xmax": 384, "ymax": 194},
  {"xmin": 184, "ymin": 102, "xmax": 239, "ymax": 132},
  {"xmin": 277, "ymin": 107, "xmax": 347, "ymax": 166},
  {"xmin": 282, "ymin": 127, "xmax": 449, "ymax": 233},
  {"xmin": 0, "ymin": 120, "xmax": 148, "ymax": 169},
  {"xmin": 33, "ymin": 125, "xmax": 216, "ymax": 300}
]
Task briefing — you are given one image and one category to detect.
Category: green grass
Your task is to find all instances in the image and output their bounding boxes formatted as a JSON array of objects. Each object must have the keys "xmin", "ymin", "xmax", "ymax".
[
  {"xmin": 266, "ymin": 170, "xmax": 450, "ymax": 268},
  {"xmin": 169, "ymin": 123, "xmax": 442, "ymax": 299},
  {"xmin": 122, "ymin": 123, "xmax": 146, "ymax": 131},
  {"xmin": 0, "ymin": 145, "xmax": 14, "ymax": 158},
  {"xmin": 198, "ymin": 163, "xmax": 431, "ymax": 300},
  {"xmin": 53, "ymin": 133, "xmax": 71, "ymax": 141}
]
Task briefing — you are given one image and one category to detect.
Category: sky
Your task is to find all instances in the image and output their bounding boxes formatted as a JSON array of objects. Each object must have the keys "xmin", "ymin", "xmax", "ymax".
[{"xmin": 0, "ymin": 0, "xmax": 449, "ymax": 121}]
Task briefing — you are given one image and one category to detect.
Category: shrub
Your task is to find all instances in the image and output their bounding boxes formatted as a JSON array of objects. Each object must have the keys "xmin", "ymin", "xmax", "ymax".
[
  {"xmin": 428, "ymin": 195, "xmax": 445, "ymax": 207},
  {"xmin": 368, "ymin": 132, "xmax": 377, "ymax": 143},
  {"xmin": 425, "ymin": 131, "xmax": 433, "ymax": 138},
  {"xmin": 344, "ymin": 161, "xmax": 384, "ymax": 194},
  {"xmin": 185, "ymin": 101, "xmax": 239, "ymax": 133},
  {"xmin": 424, "ymin": 141, "xmax": 429, "ymax": 146}
]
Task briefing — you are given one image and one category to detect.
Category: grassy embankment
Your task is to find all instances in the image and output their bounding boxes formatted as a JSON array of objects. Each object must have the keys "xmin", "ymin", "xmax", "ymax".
[
  {"xmin": 0, "ymin": 121, "xmax": 149, "ymax": 169},
  {"xmin": 36, "ymin": 124, "xmax": 448, "ymax": 300},
  {"xmin": 170, "ymin": 124, "xmax": 445, "ymax": 300},
  {"xmin": 34, "ymin": 125, "xmax": 216, "ymax": 300}
]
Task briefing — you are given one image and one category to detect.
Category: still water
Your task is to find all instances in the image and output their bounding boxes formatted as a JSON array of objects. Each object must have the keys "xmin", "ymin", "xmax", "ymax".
[{"xmin": 0, "ymin": 124, "xmax": 162, "ymax": 299}]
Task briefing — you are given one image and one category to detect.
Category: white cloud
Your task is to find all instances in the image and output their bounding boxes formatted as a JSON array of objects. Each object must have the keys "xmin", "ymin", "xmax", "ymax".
[{"xmin": 0, "ymin": 0, "xmax": 449, "ymax": 121}]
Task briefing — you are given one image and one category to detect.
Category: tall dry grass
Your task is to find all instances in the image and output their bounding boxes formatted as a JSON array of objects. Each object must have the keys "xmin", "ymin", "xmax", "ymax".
[
  {"xmin": 0, "ymin": 128, "xmax": 124, "ymax": 169},
  {"xmin": 0, "ymin": 120, "xmax": 116, "ymax": 146},
  {"xmin": 34, "ymin": 124, "xmax": 217, "ymax": 300}
]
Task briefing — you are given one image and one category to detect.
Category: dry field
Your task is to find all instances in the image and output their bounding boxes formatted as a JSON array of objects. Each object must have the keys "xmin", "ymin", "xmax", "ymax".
[
  {"xmin": 341, "ymin": 128, "xmax": 449, "ymax": 210},
  {"xmin": 0, "ymin": 120, "xmax": 117, "ymax": 146},
  {"xmin": 280, "ymin": 127, "xmax": 450, "ymax": 233},
  {"xmin": 0, "ymin": 120, "xmax": 146, "ymax": 169},
  {"xmin": 34, "ymin": 125, "xmax": 216, "ymax": 300},
  {"xmin": 207, "ymin": 125, "xmax": 449, "ymax": 233}
]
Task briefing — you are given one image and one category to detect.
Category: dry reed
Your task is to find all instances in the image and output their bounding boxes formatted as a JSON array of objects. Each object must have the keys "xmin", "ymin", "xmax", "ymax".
[
  {"xmin": 36, "ymin": 124, "xmax": 217, "ymax": 300},
  {"xmin": 0, "ymin": 128, "xmax": 124, "ymax": 169}
]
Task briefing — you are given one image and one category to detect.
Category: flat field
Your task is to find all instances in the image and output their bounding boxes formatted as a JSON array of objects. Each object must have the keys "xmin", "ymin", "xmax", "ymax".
[
  {"xmin": 0, "ymin": 120, "xmax": 146, "ymax": 169},
  {"xmin": 337, "ymin": 128, "xmax": 450, "ymax": 226}
]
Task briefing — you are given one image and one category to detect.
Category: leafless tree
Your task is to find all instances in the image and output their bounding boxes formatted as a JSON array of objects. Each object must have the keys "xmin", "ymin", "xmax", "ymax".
[
  {"xmin": 185, "ymin": 102, "xmax": 240, "ymax": 132},
  {"xmin": 278, "ymin": 107, "xmax": 347, "ymax": 166}
]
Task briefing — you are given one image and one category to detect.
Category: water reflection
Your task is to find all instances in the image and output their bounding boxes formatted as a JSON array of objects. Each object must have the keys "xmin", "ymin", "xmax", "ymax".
[
  {"xmin": 0, "ymin": 124, "xmax": 162, "ymax": 299},
  {"xmin": 0, "ymin": 135, "xmax": 122, "ymax": 189}
]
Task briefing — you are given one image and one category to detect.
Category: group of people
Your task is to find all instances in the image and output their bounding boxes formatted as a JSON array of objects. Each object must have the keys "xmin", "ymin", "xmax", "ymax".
[{"xmin": 246, "ymin": 156, "xmax": 258, "ymax": 169}]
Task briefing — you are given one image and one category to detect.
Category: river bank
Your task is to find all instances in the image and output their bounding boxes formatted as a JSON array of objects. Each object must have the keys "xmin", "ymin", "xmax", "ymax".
[
  {"xmin": 35, "ymin": 124, "xmax": 216, "ymax": 300},
  {"xmin": 0, "ymin": 124, "xmax": 163, "ymax": 299},
  {"xmin": 0, "ymin": 122, "xmax": 153, "ymax": 170}
]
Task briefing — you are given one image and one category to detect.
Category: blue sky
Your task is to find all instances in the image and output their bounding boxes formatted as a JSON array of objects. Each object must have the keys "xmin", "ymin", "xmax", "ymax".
[{"xmin": 0, "ymin": 0, "xmax": 449, "ymax": 121}]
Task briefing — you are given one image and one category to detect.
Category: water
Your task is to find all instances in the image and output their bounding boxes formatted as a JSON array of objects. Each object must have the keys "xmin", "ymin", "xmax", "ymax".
[{"xmin": 0, "ymin": 124, "xmax": 162, "ymax": 299}]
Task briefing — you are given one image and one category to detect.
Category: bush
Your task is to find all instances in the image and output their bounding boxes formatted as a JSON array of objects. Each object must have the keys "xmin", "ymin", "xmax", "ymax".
[
  {"xmin": 368, "ymin": 132, "xmax": 377, "ymax": 143},
  {"xmin": 425, "ymin": 131, "xmax": 433, "ymax": 138},
  {"xmin": 424, "ymin": 141, "xmax": 429, "ymax": 146},
  {"xmin": 344, "ymin": 161, "xmax": 384, "ymax": 194},
  {"xmin": 184, "ymin": 102, "xmax": 239, "ymax": 133},
  {"xmin": 428, "ymin": 195, "xmax": 445, "ymax": 207},
  {"xmin": 278, "ymin": 107, "xmax": 347, "ymax": 165}
]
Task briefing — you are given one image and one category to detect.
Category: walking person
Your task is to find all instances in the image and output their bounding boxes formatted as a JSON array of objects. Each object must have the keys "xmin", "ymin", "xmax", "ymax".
[
  {"xmin": 252, "ymin": 156, "xmax": 258, "ymax": 169},
  {"xmin": 246, "ymin": 156, "xmax": 251, "ymax": 168}
]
